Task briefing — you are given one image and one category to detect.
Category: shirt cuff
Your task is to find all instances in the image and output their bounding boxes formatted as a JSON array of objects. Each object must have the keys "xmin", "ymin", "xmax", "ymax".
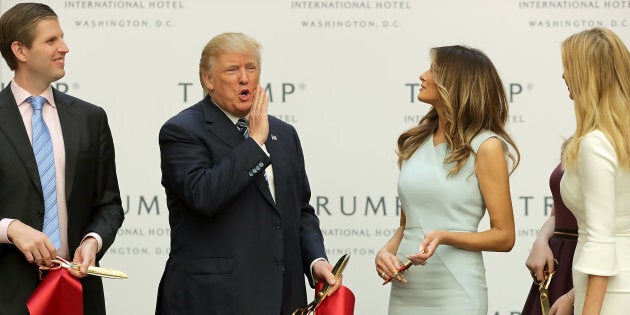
[
  {"xmin": 573, "ymin": 241, "xmax": 618, "ymax": 276},
  {"xmin": 0, "ymin": 218, "xmax": 17, "ymax": 244},
  {"xmin": 82, "ymin": 232, "xmax": 103, "ymax": 253}
]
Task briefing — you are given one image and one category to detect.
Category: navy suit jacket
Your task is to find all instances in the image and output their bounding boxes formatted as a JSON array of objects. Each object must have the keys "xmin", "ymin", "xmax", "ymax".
[
  {"xmin": 0, "ymin": 85, "xmax": 124, "ymax": 315},
  {"xmin": 156, "ymin": 96, "xmax": 326, "ymax": 315}
]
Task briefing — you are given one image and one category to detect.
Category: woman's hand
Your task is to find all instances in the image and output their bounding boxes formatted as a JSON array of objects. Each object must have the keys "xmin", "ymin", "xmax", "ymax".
[
  {"xmin": 525, "ymin": 237, "xmax": 555, "ymax": 282},
  {"xmin": 375, "ymin": 248, "xmax": 406, "ymax": 283},
  {"xmin": 549, "ymin": 289, "xmax": 574, "ymax": 315},
  {"xmin": 407, "ymin": 229, "xmax": 442, "ymax": 265}
]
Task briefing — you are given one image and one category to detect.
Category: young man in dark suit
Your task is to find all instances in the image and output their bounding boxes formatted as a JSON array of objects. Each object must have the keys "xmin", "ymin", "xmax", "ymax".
[
  {"xmin": 0, "ymin": 3, "xmax": 124, "ymax": 314},
  {"xmin": 156, "ymin": 32, "xmax": 340, "ymax": 314}
]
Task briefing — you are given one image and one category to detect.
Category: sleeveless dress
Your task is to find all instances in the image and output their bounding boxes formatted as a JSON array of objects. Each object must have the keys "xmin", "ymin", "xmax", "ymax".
[
  {"xmin": 388, "ymin": 131, "xmax": 507, "ymax": 315},
  {"xmin": 521, "ymin": 163, "xmax": 578, "ymax": 315}
]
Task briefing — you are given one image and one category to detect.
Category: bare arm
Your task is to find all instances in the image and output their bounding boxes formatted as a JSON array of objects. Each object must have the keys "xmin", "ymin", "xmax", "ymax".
[
  {"xmin": 526, "ymin": 207, "xmax": 557, "ymax": 282},
  {"xmin": 582, "ymin": 275, "xmax": 608, "ymax": 315}
]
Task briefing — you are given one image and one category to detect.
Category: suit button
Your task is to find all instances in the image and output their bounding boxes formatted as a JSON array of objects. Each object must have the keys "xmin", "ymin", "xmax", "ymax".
[
  {"xmin": 274, "ymin": 222, "xmax": 281, "ymax": 229},
  {"xmin": 37, "ymin": 210, "xmax": 44, "ymax": 217},
  {"xmin": 275, "ymin": 258, "xmax": 283, "ymax": 266},
  {"xmin": 258, "ymin": 162, "xmax": 264, "ymax": 167},
  {"xmin": 255, "ymin": 165, "xmax": 261, "ymax": 171},
  {"xmin": 248, "ymin": 172, "xmax": 254, "ymax": 176},
  {"xmin": 252, "ymin": 169, "xmax": 258, "ymax": 174}
]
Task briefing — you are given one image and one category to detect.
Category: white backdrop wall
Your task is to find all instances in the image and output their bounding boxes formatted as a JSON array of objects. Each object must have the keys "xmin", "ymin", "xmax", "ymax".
[{"xmin": 1, "ymin": 1, "xmax": 628, "ymax": 314}]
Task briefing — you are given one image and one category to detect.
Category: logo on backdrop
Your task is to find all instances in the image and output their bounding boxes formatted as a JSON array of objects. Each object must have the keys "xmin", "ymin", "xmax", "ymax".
[
  {"xmin": 122, "ymin": 192, "xmax": 556, "ymax": 220},
  {"xmin": 63, "ymin": 0, "xmax": 184, "ymax": 28},
  {"xmin": 113, "ymin": 188, "xmax": 552, "ymax": 257},
  {"xmin": 290, "ymin": 0, "xmax": 412, "ymax": 29},
  {"xmin": 518, "ymin": 1, "xmax": 628, "ymax": 29},
  {"xmin": 178, "ymin": 81, "xmax": 304, "ymax": 123}
]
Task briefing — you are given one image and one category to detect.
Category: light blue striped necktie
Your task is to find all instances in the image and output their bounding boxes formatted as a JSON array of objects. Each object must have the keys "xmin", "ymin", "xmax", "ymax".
[
  {"xmin": 28, "ymin": 96, "xmax": 61, "ymax": 249},
  {"xmin": 236, "ymin": 118, "xmax": 249, "ymax": 139}
]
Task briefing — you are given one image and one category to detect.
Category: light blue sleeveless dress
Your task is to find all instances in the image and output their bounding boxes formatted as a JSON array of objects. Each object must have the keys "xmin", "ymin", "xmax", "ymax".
[{"xmin": 388, "ymin": 131, "xmax": 507, "ymax": 315}]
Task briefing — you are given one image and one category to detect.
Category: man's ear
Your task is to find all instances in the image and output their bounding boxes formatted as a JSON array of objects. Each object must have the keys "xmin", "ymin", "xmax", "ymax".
[
  {"xmin": 201, "ymin": 71, "xmax": 214, "ymax": 92},
  {"xmin": 11, "ymin": 41, "xmax": 27, "ymax": 63}
]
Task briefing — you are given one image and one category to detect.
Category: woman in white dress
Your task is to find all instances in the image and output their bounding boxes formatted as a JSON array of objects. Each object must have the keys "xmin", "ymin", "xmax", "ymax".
[
  {"xmin": 374, "ymin": 45, "xmax": 520, "ymax": 314},
  {"xmin": 558, "ymin": 28, "xmax": 630, "ymax": 315}
]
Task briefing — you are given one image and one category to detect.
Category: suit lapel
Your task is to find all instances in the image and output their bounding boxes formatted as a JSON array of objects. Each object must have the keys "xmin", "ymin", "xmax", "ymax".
[
  {"xmin": 200, "ymin": 97, "xmax": 243, "ymax": 148},
  {"xmin": 200, "ymin": 97, "xmax": 279, "ymax": 211},
  {"xmin": 0, "ymin": 86, "xmax": 43, "ymax": 193},
  {"xmin": 53, "ymin": 89, "xmax": 79, "ymax": 201}
]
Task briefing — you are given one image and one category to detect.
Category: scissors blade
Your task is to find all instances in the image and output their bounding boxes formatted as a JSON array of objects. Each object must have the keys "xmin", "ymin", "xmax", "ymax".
[
  {"xmin": 539, "ymin": 289, "xmax": 550, "ymax": 315},
  {"xmin": 84, "ymin": 265, "xmax": 128, "ymax": 279},
  {"xmin": 331, "ymin": 253, "xmax": 350, "ymax": 278},
  {"xmin": 317, "ymin": 254, "xmax": 350, "ymax": 301},
  {"xmin": 539, "ymin": 272, "xmax": 554, "ymax": 315}
]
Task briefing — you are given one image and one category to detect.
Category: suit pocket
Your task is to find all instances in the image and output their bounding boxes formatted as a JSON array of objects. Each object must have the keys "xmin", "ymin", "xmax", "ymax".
[{"xmin": 184, "ymin": 257, "xmax": 233, "ymax": 274}]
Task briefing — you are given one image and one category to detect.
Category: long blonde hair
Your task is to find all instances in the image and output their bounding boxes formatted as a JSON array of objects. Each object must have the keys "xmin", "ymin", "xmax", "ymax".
[
  {"xmin": 397, "ymin": 45, "xmax": 519, "ymax": 175},
  {"xmin": 561, "ymin": 28, "xmax": 630, "ymax": 170}
]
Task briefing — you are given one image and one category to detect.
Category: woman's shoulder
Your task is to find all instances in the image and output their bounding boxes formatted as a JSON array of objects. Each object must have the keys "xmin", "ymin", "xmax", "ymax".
[
  {"xmin": 579, "ymin": 130, "xmax": 615, "ymax": 159},
  {"xmin": 581, "ymin": 130, "xmax": 610, "ymax": 146},
  {"xmin": 471, "ymin": 130, "xmax": 507, "ymax": 154}
]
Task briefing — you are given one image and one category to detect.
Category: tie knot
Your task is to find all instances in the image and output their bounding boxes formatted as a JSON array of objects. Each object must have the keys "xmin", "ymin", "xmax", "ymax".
[
  {"xmin": 27, "ymin": 96, "xmax": 47, "ymax": 111},
  {"xmin": 235, "ymin": 118, "xmax": 249, "ymax": 138},
  {"xmin": 236, "ymin": 118, "xmax": 248, "ymax": 128}
]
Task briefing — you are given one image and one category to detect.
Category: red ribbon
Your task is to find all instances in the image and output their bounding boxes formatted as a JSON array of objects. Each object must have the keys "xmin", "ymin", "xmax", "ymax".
[
  {"xmin": 314, "ymin": 282, "xmax": 355, "ymax": 315},
  {"xmin": 27, "ymin": 268, "xmax": 83, "ymax": 315}
]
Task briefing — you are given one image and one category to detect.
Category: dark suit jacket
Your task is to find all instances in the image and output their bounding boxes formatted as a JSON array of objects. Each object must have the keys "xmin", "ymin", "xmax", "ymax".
[
  {"xmin": 156, "ymin": 96, "xmax": 327, "ymax": 315},
  {"xmin": 0, "ymin": 85, "xmax": 124, "ymax": 315}
]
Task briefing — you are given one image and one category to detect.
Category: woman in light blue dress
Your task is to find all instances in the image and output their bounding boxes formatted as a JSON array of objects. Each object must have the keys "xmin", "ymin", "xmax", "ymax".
[{"xmin": 375, "ymin": 45, "xmax": 520, "ymax": 315}]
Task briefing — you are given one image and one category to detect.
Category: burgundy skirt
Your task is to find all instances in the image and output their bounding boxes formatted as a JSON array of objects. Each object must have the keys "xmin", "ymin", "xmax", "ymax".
[{"xmin": 521, "ymin": 231, "xmax": 578, "ymax": 315}]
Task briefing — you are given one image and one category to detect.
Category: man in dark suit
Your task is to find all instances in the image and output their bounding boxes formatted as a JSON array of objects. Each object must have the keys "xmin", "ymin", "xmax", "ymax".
[
  {"xmin": 0, "ymin": 3, "xmax": 124, "ymax": 315},
  {"xmin": 156, "ymin": 32, "xmax": 340, "ymax": 315}
]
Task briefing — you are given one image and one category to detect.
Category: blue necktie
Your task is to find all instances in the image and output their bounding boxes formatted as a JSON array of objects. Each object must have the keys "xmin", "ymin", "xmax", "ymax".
[
  {"xmin": 236, "ymin": 118, "xmax": 249, "ymax": 139},
  {"xmin": 28, "ymin": 96, "xmax": 61, "ymax": 249}
]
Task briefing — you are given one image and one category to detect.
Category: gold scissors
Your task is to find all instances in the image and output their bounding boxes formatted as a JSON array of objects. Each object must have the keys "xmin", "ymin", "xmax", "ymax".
[
  {"xmin": 292, "ymin": 254, "xmax": 350, "ymax": 315},
  {"xmin": 39, "ymin": 256, "xmax": 128, "ymax": 279},
  {"xmin": 536, "ymin": 260, "xmax": 558, "ymax": 315}
]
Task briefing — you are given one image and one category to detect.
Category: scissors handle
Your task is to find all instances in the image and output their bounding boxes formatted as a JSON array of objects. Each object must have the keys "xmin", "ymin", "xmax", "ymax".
[
  {"xmin": 292, "ymin": 254, "xmax": 350, "ymax": 315},
  {"xmin": 291, "ymin": 301, "xmax": 316, "ymax": 315}
]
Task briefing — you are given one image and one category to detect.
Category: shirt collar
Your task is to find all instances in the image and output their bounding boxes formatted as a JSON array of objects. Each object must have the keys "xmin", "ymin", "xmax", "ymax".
[
  {"xmin": 10, "ymin": 80, "xmax": 57, "ymax": 108},
  {"xmin": 208, "ymin": 96, "xmax": 247, "ymax": 125}
]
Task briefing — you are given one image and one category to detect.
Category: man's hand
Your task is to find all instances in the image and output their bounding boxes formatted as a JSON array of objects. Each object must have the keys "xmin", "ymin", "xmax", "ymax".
[
  {"xmin": 68, "ymin": 236, "xmax": 98, "ymax": 278},
  {"xmin": 7, "ymin": 220, "xmax": 56, "ymax": 266},
  {"xmin": 248, "ymin": 86, "xmax": 270, "ymax": 145},
  {"xmin": 312, "ymin": 260, "xmax": 342, "ymax": 295}
]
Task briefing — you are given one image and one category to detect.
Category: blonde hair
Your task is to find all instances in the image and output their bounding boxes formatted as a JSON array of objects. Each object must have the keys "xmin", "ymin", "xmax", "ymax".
[
  {"xmin": 561, "ymin": 28, "xmax": 630, "ymax": 170},
  {"xmin": 199, "ymin": 32, "xmax": 262, "ymax": 94},
  {"xmin": 397, "ymin": 45, "xmax": 519, "ymax": 175}
]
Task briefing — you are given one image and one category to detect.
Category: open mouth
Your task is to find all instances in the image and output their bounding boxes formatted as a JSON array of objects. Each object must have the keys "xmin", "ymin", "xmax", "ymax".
[{"xmin": 239, "ymin": 89, "xmax": 250, "ymax": 100}]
